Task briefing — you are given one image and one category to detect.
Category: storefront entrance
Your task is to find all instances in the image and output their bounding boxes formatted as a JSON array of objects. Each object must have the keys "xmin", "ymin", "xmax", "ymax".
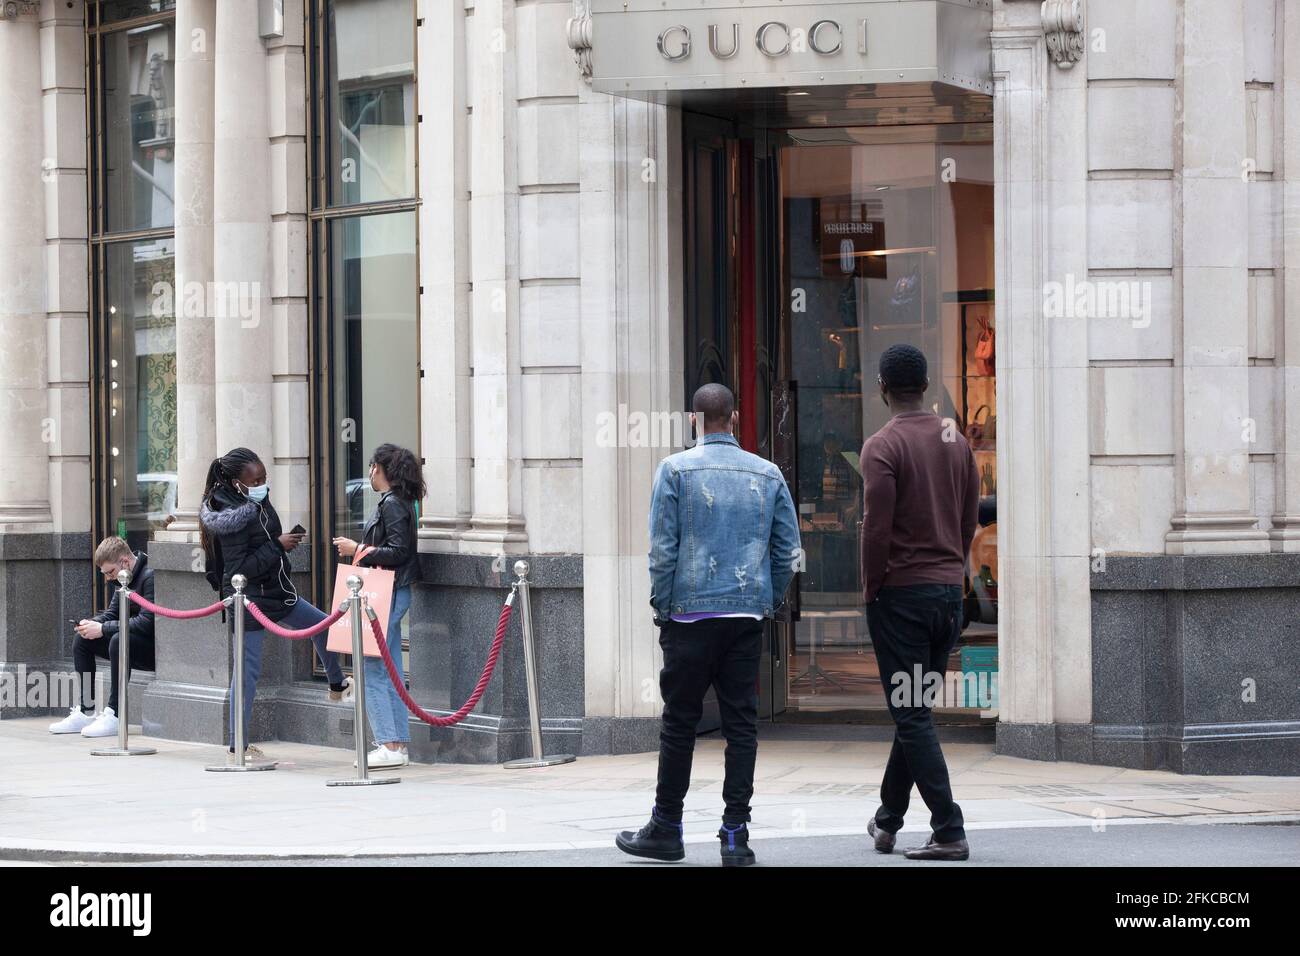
[{"xmin": 681, "ymin": 92, "xmax": 998, "ymax": 724}]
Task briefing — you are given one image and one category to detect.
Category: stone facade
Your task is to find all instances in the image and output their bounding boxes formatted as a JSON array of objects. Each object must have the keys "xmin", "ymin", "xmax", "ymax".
[{"xmin": 0, "ymin": 0, "xmax": 1296, "ymax": 773}]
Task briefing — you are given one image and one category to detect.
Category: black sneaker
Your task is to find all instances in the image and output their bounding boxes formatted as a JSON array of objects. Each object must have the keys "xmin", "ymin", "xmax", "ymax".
[
  {"xmin": 615, "ymin": 810, "xmax": 685, "ymax": 862},
  {"xmin": 718, "ymin": 823, "xmax": 756, "ymax": 867}
]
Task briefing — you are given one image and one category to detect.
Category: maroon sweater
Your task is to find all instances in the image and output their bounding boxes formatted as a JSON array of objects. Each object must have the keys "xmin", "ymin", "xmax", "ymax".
[{"xmin": 859, "ymin": 411, "xmax": 979, "ymax": 603}]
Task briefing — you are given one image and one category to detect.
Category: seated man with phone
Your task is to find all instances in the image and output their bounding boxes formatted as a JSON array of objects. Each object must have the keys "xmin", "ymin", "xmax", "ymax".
[{"xmin": 50, "ymin": 536, "xmax": 156, "ymax": 738}]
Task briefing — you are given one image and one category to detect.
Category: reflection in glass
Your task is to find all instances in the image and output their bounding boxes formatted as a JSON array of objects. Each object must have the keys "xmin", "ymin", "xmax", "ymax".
[
  {"xmin": 106, "ymin": 237, "xmax": 177, "ymax": 554},
  {"xmin": 781, "ymin": 126, "xmax": 996, "ymax": 713},
  {"xmin": 326, "ymin": 0, "xmax": 416, "ymax": 205},
  {"xmin": 101, "ymin": 1, "xmax": 176, "ymax": 24},
  {"xmin": 102, "ymin": 21, "xmax": 176, "ymax": 232},
  {"xmin": 324, "ymin": 210, "xmax": 419, "ymax": 546}
]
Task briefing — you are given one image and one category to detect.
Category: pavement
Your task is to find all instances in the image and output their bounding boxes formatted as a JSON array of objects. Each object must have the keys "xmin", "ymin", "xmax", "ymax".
[{"xmin": 2, "ymin": 718, "xmax": 1299, "ymax": 864}]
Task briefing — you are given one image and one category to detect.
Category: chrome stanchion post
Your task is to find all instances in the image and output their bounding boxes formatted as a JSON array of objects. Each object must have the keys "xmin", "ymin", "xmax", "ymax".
[
  {"xmin": 328, "ymin": 575, "xmax": 398, "ymax": 786},
  {"xmin": 91, "ymin": 568, "xmax": 157, "ymax": 756},
  {"xmin": 207, "ymin": 575, "xmax": 275, "ymax": 771},
  {"xmin": 504, "ymin": 560, "xmax": 575, "ymax": 769}
]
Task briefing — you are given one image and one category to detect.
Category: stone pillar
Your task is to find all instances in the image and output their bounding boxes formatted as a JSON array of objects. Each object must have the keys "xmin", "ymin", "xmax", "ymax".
[
  {"xmin": 0, "ymin": 8, "xmax": 52, "ymax": 531},
  {"xmin": 417, "ymin": 0, "xmax": 472, "ymax": 550},
  {"xmin": 212, "ymin": 0, "xmax": 273, "ymax": 464},
  {"xmin": 1165, "ymin": 0, "xmax": 1269, "ymax": 553},
  {"xmin": 165, "ymin": 0, "xmax": 217, "ymax": 537},
  {"xmin": 1272, "ymin": 0, "xmax": 1300, "ymax": 547},
  {"xmin": 41, "ymin": 0, "xmax": 92, "ymax": 536},
  {"xmin": 577, "ymin": 87, "xmax": 681, "ymax": 745},
  {"xmin": 990, "ymin": 21, "xmax": 1089, "ymax": 754},
  {"xmin": 461, "ymin": 0, "xmax": 527, "ymax": 553}
]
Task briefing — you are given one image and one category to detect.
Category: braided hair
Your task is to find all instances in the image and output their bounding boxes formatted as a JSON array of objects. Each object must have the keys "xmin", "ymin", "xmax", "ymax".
[{"xmin": 199, "ymin": 447, "xmax": 262, "ymax": 554}]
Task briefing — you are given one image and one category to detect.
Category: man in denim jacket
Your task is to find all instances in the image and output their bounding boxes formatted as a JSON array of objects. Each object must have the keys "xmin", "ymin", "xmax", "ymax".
[{"xmin": 616, "ymin": 383, "xmax": 801, "ymax": 866}]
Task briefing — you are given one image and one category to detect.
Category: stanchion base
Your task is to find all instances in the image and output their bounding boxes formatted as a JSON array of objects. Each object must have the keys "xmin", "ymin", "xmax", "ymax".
[
  {"xmin": 204, "ymin": 761, "xmax": 278, "ymax": 772},
  {"xmin": 90, "ymin": 746, "xmax": 158, "ymax": 757},
  {"xmin": 504, "ymin": 754, "xmax": 576, "ymax": 769},
  {"xmin": 325, "ymin": 776, "xmax": 401, "ymax": 786}
]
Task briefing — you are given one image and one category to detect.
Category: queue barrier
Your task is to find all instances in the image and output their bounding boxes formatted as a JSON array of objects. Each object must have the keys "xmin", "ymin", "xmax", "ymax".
[{"xmin": 99, "ymin": 558, "xmax": 576, "ymax": 777}]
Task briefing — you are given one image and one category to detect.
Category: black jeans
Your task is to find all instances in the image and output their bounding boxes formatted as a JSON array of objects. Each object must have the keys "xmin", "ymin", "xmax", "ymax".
[
  {"xmin": 72, "ymin": 630, "xmax": 155, "ymax": 713},
  {"xmin": 654, "ymin": 617, "xmax": 763, "ymax": 827},
  {"xmin": 867, "ymin": 584, "xmax": 966, "ymax": 843}
]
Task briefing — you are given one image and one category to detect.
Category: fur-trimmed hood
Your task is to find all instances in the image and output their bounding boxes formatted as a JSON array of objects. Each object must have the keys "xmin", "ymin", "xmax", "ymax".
[{"xmin": 199, "ymin": 488, "xmax": 260, "ymax": 536}]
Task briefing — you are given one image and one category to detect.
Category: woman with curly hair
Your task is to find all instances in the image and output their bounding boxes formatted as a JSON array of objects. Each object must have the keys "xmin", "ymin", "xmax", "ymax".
[{"xmin": 333, "ymin": 443, "xmax": 425, "ymax": 769}]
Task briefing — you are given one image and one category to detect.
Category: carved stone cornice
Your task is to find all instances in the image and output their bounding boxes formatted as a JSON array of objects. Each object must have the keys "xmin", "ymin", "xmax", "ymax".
[
  {"xmin": 1041, "ymin": 0, "xmax": 1085, "ymax": 69},
  {"xmin": 0, "ymin": 1, "xmax": 40, "ymax": 20},
  {"xmin": 566, "ymin": 0, "xmax": 593, "ymax": 84}
]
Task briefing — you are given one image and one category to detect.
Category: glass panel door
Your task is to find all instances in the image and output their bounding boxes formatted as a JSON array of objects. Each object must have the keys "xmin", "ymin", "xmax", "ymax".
[{"xmin": 778, "ymin": 124, "xmax": 997, "ymax": 717}]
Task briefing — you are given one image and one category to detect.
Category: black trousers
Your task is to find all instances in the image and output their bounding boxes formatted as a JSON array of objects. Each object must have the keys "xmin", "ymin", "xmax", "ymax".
[
  {"xmin": 867, "ymin": 584, "xmax": 966, "ymax": 843},
  {"xmin": 72, "ymin": 631, "xmax": 155, "ymax": 714},
  {"xmin": 654, "ymin": 617, "xmax": 763, "ymax": 826}
]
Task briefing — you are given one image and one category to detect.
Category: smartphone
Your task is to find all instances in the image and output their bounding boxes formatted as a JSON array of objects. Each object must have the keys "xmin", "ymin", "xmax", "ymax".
[{"xmin": 290, "ymin": 524, "xmax": 306, "ymax": 536}]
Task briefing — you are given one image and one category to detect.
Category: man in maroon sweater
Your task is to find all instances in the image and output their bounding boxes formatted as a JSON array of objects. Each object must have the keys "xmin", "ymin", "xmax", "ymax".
[{"xmin": 860, "ymin": 344, "xmax": 978, "ymax": 861}]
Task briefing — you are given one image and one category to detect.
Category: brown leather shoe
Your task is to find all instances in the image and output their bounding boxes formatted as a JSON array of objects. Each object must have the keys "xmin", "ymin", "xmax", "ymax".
[
  {"xmin": 867, "ymin": 819, "xmax": 896, "ymax": 854},
  {"xmin": 904, "ymin": 836, "xmax": 970, "ymax": 861}
]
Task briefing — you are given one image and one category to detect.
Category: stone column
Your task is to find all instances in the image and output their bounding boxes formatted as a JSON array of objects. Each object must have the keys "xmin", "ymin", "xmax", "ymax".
[
  {"xmin": 212, "ymin": 0, "xmax": 273, "ymax": 466},
  {"xmin": 1271, "ymin": 0, "xmax": 1300, "ymax": 547},
  {"xmin": 165, "ymin": 0, "xmax": 217, "ymax": 537},
  {"xmin": 990, "ymin": 5, "xmax": 1121, "ymax": 759},
  {"xmin": 1165, "ymin": 0, "xmax": 1269, "ymax": 553},
  {"xmin": 0, "ymin": 7, "xmax": 52, "ymax": 530},
  {"xmin": 417, "ymin": 0, "xmax": 472, "ymax": 550},
  {"xmin": 578, "ymin": 87, "xmax": 681, "ymax": 740},
  {"xmin": 41, "ymin": 0, "xmax": 92, "ymax": 536},
  {"xmin": 461, "ymin": 0, "xmax": 527, "ymax": 553}
]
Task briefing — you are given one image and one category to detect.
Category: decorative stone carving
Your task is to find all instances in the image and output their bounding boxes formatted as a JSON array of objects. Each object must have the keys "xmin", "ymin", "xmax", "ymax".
[
  {"xmin": 567, "ymin": 0, "xmax": 593, "ymax": 83},
  {"xmin": 1041, "ymin": 0, "xmax": 1084, "ymax": 69},
  {"xmin": 0, "ymin": 1, "xmax": 39, "ymax": 19}
]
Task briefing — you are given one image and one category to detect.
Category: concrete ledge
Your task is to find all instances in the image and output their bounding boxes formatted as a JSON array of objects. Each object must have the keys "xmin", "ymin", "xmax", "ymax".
[{"xmin": 1092, "ymin": 553, "xmax": 1300, "ymax": 590}]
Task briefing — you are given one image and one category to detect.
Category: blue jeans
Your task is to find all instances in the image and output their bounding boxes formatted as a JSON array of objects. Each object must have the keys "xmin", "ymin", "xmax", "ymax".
[
  {"xmin": 363, "ymin": 586, "xmax": 412, "ymax": 745},
  {"xmin": 228, "ymin": 599, "xmax": 344, "ymax": 749}
]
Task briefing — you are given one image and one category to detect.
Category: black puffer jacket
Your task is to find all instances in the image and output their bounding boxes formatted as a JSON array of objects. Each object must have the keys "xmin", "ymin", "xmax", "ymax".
[
  {"xmin": 357, "ymin": 491, "xmax": 419, "ymax": 589},
  {"xmin": 92, "ymin": 551, "xmax": 156, "ymax": 642},
  {"xmin": 200, "ymin": 485, "xmax": 297, "ymax": 622}
]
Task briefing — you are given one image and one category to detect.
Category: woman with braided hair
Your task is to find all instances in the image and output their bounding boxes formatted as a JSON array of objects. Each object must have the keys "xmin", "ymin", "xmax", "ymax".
[{"xmin": 200, "ymin": 447, "xmax": 352, "ymax": 765}]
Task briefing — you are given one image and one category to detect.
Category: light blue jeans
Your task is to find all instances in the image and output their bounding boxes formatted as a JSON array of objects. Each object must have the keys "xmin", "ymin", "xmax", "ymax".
[
  {"xmin": 229, "ymin": 599, "xmax": 344, "ymax": 749},
  {"xmin": 363, "ymin": 586, "xmax": 412, "ymax": 745}
]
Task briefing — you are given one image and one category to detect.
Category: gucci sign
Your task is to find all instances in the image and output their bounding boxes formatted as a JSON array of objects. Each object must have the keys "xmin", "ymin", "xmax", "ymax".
[
  {"xmin": 584, "ymin": 1, "xmax": 993, "ymax": 97},
  {"xmin": 656, "ymin": 20, "xmax": 866, "ymax": 61}
]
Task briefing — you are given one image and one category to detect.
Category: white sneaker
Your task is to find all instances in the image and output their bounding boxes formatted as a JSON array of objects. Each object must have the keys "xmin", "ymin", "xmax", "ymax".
[
  {"xmin": 49, "ymin": 707, "xmax": 95, "ymax": 734},
  {"xmin": 80, "ymin": 708, "xmax": 119, "ymax": 738},
  {"xmin": 354, "ymin": 745, "xmax": 408, "ymax": 770},
  {"xmin": 226, "ymin": 745, "xmax": 270, "ymax": 766}
]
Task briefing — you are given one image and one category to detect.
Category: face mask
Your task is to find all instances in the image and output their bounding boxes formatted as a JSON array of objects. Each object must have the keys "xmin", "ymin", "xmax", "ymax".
[{"xmin": 244, "ymin": 483, "xmax": 269, "ymax": 503}]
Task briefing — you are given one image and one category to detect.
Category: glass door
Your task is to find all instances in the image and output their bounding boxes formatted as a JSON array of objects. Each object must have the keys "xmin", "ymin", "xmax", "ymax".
[
  {"xmin": 680, "ymin": 113, "xmax": 785, "ymax": 721},
  {"xmin": 775, "ymin": 123, "xmax": 998, "ymax": 719}
]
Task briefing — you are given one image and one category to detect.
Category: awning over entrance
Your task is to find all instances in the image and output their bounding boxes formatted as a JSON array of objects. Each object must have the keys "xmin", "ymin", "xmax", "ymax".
[{"xmin": 570, "ymin": 0, "xmax": 992, "ymax": 101}]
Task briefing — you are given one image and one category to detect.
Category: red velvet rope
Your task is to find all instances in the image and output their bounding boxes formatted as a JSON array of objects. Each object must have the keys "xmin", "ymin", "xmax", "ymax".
[
  {"xmin": 127, "ymin": 591, "xmax": 226, "ymax": 620},
  {"xmin": 245, "ymin": 599, "xmax": 347, "ymax": 639},
  {"xmin": 368, "ymin": 595, "xmax": 512, "ymax": 727}
]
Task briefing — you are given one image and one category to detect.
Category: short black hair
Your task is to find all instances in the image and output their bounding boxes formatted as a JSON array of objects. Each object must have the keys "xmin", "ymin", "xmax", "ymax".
[
  {"xmin": 693, "ymin": 383, "xmax": 735, "ymax": 430},
  {"xmin": 878, "ymin": 344, "xmax": 927, "ymax": 398}
]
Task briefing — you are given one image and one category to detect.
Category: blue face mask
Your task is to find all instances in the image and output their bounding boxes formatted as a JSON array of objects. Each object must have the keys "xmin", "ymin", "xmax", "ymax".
[{"xmin": 244, "ymin": 483, "xmax": 269, "ymax": 503}]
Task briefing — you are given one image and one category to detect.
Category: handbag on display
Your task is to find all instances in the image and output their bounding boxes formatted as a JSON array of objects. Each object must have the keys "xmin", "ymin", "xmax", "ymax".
[
  {"xmin": 974, "ymin": 323, "xmax": 995, "ymax": 377},
  {"xmin": 965, "ymin": 404, "xmax": 997, "ymax": 450}
]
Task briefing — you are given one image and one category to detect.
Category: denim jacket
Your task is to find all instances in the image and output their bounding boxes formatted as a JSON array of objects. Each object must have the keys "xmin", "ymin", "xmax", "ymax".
[{"xmin": 648, "ymin": 432, "xmax": 802, "ymax": 620}]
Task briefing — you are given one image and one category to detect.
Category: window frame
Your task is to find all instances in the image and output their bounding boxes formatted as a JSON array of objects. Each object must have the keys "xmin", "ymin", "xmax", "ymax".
[
  {"xmin": 86, "ymin": 1, "xmax": 179, "ymax": 611},
  {"xmin": 305, "ymin": 0, "xmax": 422, "ymax": 652}
]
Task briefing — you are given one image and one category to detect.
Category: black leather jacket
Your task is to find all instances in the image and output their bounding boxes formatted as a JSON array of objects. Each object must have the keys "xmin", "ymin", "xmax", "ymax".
[{"xmin": 357, "ymin": 491, "xmax": 419, "ymax": 589}]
